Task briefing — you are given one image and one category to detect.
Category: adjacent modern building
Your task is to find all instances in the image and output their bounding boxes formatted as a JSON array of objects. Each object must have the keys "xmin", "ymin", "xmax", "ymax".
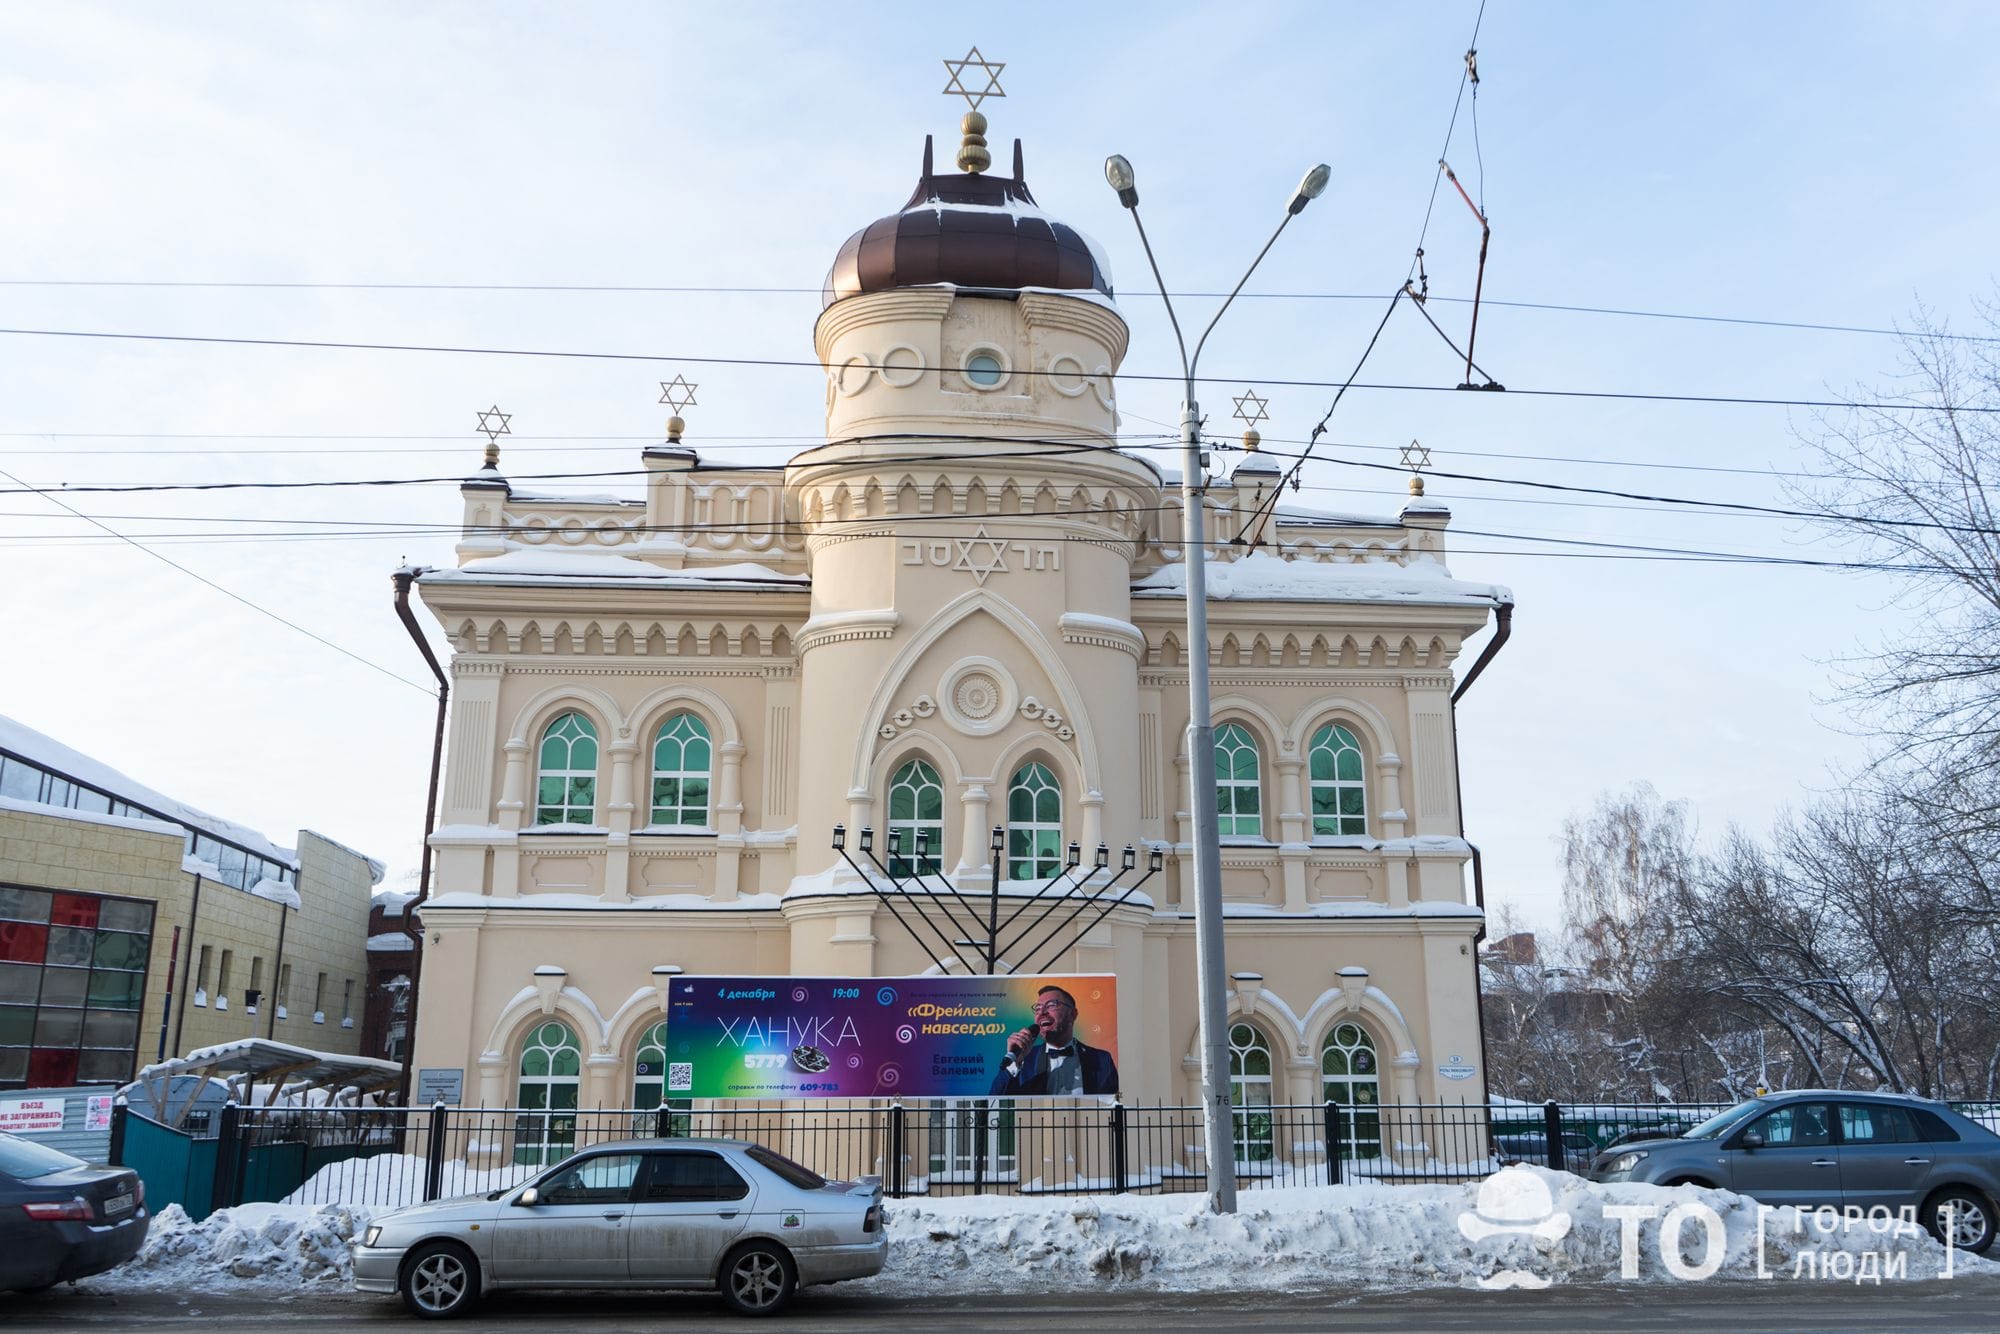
[
  {"xmin": 406, "ymin": 115, "xmax": 1513, "ymax": 1147},
  {"xmin": 0, "ymin": 715, "xmax": 381, "ymax": 1089}
]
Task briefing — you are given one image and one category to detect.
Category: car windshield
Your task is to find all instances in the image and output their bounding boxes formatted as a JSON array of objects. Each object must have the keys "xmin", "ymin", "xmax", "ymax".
[
  {"xmin": 0, "ymin": 1134, "xmax": 86, "ymax": 1179},
  {"xmin": 746, "ymin": 1144, "xmax": 826, "ymax": 1190},
  {"xmin": 1682, "ymin": 1101, "xmax": 1765, "ymax": 1140}
]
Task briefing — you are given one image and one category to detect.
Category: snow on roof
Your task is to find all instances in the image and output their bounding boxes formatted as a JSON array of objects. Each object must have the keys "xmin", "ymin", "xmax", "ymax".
[
  {"xmin": 372, "ymin": 888, "xmax": 418, "ymax": 916},
  {"xmin": 1133, "ymin": 551, "xmax": 1512, "ymax": 607},
  {"xmin": 427, "ymin": 550, "xmax": 808, "ymax": 588},
  {"xmin": 0, "ymin": 713, "xmax": 299, "ymax": 868},
  {"xmin": 249, "ymin": 878, "xmax": 303, "ymax": 909},
  {"xmin": 500, "ymin": 489, "xmax": 642, "ymax": 506},
  {"xmin": 367, "ymin": 931, "xmax": 414, "ymax": 952}
]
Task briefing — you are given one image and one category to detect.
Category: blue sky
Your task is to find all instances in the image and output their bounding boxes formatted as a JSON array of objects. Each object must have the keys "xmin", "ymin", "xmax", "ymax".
[{"xmin": 3, "ymin": 2, "xmax": 1996, "ymax": 928}]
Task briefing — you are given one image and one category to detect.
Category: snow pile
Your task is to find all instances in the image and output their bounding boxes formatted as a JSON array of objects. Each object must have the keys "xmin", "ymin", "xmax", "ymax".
[
  {"xmin": 95, "ymin": 1168, "xmax": 1991, "ymax": 1295},
  {"xmin": 281, "ymin": 1152, "xmax": 541, "ymax": 1206},
  {"xmin": 868, "ymin": 1171, "xmax": 1990, "ymax": 1293},
  {"xmin": 122, "ymin": 1202, "xmax": 373, "ymax": 1288}
]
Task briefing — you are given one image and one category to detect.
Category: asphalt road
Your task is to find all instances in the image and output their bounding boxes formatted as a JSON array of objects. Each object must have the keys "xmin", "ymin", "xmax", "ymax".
[{"xmin": 7, "ymin": 1279, "xmax": 2000, "ymax": 1333}]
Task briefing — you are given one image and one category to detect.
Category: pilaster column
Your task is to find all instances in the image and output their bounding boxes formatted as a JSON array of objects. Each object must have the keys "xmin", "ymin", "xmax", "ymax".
[
  {"xmin": 1079, "ymin": 788, "xmax": 1105, "ymax": 857},
  {"xmin": 497, "ymin": 738, "xmax": 529, "ymax": 830},
  {"xmin": 956, "ymin": 783, "xmax": 992, "ymax": 881},
  {"xmin": 606, "ymin": 740, "xmax": 638, "ymax": 835},
  {"xmin": 1376, "ymin": 753, "xmax": 1406, "ymax": 838},
  {"xmin": 1275, "ymin": 757, "xmax": 1306, "ymax": 844},
  {"xmin": 716, "ymin": 742, "xmax": 747, "ymax": 833}
]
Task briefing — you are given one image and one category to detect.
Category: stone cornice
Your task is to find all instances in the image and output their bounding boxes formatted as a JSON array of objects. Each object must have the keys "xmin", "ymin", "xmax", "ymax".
[{"xmin": 795, "ymin": 609, "xmax": 901, "ymax": 653}]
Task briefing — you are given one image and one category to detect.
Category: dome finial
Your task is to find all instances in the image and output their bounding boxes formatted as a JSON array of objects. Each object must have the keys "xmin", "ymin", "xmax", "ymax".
[
  {"xmin": 957, "ymin": 111, "xmax": 991, "ymax": 174},
  {"xmin": 941, "ymin": 47, "xmax": 1006, "ymax": 175}
]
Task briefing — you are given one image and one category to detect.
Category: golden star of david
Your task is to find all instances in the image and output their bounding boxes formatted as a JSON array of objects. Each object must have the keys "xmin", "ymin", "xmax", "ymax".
[
  {"xmin": 1400, "ymin": 439, "xmax": 1433, "ymax": 473},
  {"xmin": 951, "ymin": 527, "xmax": 1010, "ymax": 585},
  {"xmin": 658, "ymin": 374, "xmax": 699, "ymax": 414},
  {"xmin": 475, "ymin": 405, "xmax": 511, "ymax": 444},
  {"xmin": 1231, "ymin": 390, "xmax": 1271, "ymax": 428},
  {"xmin": 942, "ymin": 47, "xmax": 1006, "ymax": 110}
]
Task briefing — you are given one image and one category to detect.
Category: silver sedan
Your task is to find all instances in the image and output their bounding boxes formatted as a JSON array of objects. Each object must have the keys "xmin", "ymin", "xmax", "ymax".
[{"xmin": 353, "ymin": 1138, "xmax": 886, "ymax": 1318}]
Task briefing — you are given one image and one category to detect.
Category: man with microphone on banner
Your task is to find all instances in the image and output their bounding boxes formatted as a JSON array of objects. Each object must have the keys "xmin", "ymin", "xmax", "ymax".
[{"xmin": 989, "ymin": 984, "xmax": 1119, "ymax": 1095}]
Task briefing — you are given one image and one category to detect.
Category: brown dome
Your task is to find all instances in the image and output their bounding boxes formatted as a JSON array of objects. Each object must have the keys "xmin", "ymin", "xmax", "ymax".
[{"xmin": 822, "ymin": 137, "xmax": 1112, "ymax": 308}]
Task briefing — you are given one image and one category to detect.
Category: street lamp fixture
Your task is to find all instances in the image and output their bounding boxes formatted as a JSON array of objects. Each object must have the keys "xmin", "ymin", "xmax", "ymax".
[{"xmin": 1103, "ymin": 151, "xmax": 1329, "ymax": 1215}]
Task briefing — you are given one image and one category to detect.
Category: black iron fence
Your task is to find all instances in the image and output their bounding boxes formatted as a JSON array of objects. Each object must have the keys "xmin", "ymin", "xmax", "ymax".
[{"xmin": 138, "ymin": 1095, "xmax": 1989, "ymax": 1217}]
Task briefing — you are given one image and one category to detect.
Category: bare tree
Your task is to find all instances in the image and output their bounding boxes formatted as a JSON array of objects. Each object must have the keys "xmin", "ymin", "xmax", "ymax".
[{"xmin": 1802, "ymin": 299, "xmax": 2000, "ymax": 771}]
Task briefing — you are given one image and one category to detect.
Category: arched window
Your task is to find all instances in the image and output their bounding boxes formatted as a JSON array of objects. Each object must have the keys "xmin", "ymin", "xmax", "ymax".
[
  {"xmin": 649, "ymin": 712, "xmax": 712, "ymax": 828},
  {"xmin": 887, "ymin": 759, "xmax": 945, "ymax": 878},
  {"xmin": 514, "ymin": 1020, "xmax": 581, "ymax": 1165},
  {"xmin": 1006, "ymin": 762, "xmax": 1062, "ymax": 880},
  {"xmin": 633, "ymin": 1020, "xmax": 668, "ymax": 1108},
  {"xmin": 1321, "ymin": 1021, "xmax": 1382, "ymax": 1159},
  {"xmin": 1228, "ymin": 1022, "xmax": 1275, "ymax": 1165},
  {"xmin": 632, "ymin": 1019, "xmax": 692, "ymax": 1133},
  {"xmin": 1214, "ymin": 723, "xmax": 1263, "ymax": 837},
  {"xmin": 1308, "ymin": 721, "xmax": 1367, "ymax": 836},
  {"xmin": 535, "ymin": 712, "xmax": 599, "ymax": 826}
]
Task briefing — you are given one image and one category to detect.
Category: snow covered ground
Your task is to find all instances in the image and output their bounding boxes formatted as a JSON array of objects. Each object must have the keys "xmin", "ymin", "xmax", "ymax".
[{"xmin": 94, "ymin": 1163, "xmax": 1993, "ymax": 1297}]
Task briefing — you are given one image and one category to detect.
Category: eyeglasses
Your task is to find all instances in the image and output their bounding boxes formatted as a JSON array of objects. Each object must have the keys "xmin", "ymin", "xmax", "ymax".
[{"xmin": 1031, "ymin": 999, "xmax": 1074, "ymax": 1014}]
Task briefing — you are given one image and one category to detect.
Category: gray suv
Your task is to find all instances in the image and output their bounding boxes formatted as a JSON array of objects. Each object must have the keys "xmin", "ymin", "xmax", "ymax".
[{"xmin": 1587, "ymin": 1090, "xmax": 1999, "ymax": 1253}]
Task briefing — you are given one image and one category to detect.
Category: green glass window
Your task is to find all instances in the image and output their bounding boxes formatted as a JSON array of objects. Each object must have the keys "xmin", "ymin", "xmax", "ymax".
[
  {"xmin": 887, "ymin": 760, "xmax": 945, "ymax": 878},
  {"xmin": 1228, "ymin": 1022, "xmax": 1275, "ymax": 1164},
  {"xmin": 534, "ymin": 712, "xmax": 599, "ymax": 826},
  {"xmin": 648, "ymin": 712, "xmax": 713, "ymax": 828},
  {"xmin": 1214, "ymin": 723, "xmax": 1263, "ymax": 838},
  {"xmin": 1321, "ymin": 1021, "xmax": 1382, "ymax": 1158},
  {"xmin": 1308, "ymin": 722, "xmax": 1368, "ymax": 837},
  {"xmin": 515, "ymin": 1020, "xmax": 582, "ymax": 1165},
  {"xmin": 1006, "ymin": 762, "xmax": 1062, "ymax": 881}
]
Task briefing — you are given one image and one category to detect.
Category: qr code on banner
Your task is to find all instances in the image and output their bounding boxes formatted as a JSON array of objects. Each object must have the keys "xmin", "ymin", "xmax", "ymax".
[{"xmin": 668, "ymin": 1062, "xmax": 693, "ymax": 1093}]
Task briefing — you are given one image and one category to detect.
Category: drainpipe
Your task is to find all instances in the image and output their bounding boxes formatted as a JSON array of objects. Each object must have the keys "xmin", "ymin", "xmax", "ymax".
[
  {"xmin": 171, "ymin": 872, "xmax": 204, "ymax": 1057},
  {"xmin": 266, "ymin": 900, "xmax": 289, "ymax": 1040},
  {"xmin": 392, "ymin": 568, "xmax": 448, "ymax": 1105},
  {"xmin": 1448, "ymin": 600, "xmax": 1512, "ymax": 1111}
]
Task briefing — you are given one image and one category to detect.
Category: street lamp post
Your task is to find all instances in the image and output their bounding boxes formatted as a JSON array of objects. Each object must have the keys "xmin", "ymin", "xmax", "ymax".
[{"xmin": 1104, "ymin": 154, "xmax": 1329, "ymax": 1214}]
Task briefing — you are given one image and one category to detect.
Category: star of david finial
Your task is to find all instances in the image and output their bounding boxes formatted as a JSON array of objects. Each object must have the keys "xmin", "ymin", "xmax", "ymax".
[
  {"xmin": 475, "ymin": 405, "xmax": 511, "ymax": 469},
  {"xmin": 942, "ymin": 47, "xmax": 1006, "ymax": 110},
  {"xmin": 1231, "ymin": 390, "xmax": 1271, "ymax": 429},
  {"xmin": 658, "ymin": 374, "xmax": 699, "ymax": 414},
  {"xmin": 1400, "ymin": 439, "xmax": 1434, "ymax": 496}
]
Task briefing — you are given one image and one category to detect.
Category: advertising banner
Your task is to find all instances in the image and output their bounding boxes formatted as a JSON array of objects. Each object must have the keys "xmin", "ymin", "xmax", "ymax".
[{"xmin": 664, "ymin": 974, "xmax": 1119, "ymax": 1099}]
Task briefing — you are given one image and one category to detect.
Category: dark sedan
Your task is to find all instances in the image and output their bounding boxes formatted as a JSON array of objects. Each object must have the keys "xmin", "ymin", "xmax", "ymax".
[
  {"xmin": 0, "ymin": 1132, "xmax": 149, "ymax": 1293},
  {"xmin": 1588, "ymin": 1090, "xmax": 2000, "ymax": 1253}
]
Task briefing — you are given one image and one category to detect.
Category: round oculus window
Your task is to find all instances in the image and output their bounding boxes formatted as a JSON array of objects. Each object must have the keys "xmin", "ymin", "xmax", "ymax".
[{"xmin": 965, "ymin": 352, "xmax": 1005, "ymax": 387}]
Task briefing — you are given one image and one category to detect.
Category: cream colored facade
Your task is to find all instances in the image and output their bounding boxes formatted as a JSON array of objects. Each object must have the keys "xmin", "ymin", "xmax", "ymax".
[{"xmin": 409, "ymin": 140, "xmax": 1511, "ymax": 1119}]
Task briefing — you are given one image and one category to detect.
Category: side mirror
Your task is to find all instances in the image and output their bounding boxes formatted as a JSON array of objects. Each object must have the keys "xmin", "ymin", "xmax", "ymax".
[
  {"xmin": 515, "ymin": 1187, "xmax": 540, "ymax": 1207},
  {"xmin": 1740, "ymin": 1131, "xmax": 1764, "ymax": 1152}
]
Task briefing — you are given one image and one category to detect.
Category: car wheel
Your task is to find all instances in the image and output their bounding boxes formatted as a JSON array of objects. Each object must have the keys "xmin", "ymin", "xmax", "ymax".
[
  {"xmin": 399, "ymin": 1241, "xmax": 480, "ymax": 1320},
  {"xmin": 719, "ymin": 1240, "xmax": 796, "ymax": 1317},
  {"xmin": 1662, "ymin": 1176, "xmax": 1712, "ymax": 1189},
  {"xmin": 1926, "ymin": 1187, "xmax": 1997, "ymax": 1255}
]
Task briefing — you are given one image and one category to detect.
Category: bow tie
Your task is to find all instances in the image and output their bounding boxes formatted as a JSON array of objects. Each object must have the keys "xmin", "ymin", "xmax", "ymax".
[{"xmin": 1042, "ymin": 1045, "xmax": 1074, "ymax": 1058}]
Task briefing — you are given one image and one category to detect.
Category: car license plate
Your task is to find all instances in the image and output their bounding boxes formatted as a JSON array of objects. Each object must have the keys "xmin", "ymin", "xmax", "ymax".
[{"xmin": 104, "ymin": 1192, "xmax": 134, "ymax": 1217}]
